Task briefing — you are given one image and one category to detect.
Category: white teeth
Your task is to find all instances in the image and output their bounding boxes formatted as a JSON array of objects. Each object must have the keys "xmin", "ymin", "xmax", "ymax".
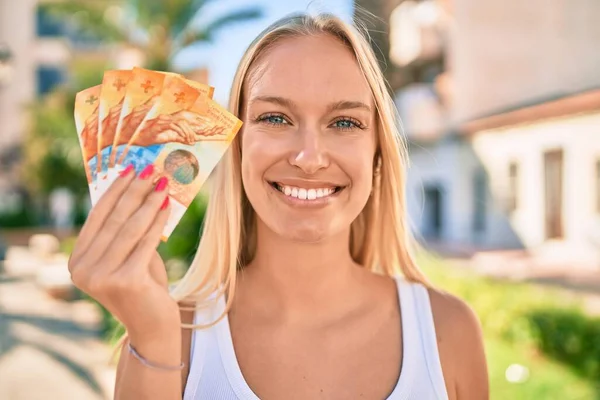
[{"xmin": 274, "ymin": 183, "xmax": 339, "ymax": 200}]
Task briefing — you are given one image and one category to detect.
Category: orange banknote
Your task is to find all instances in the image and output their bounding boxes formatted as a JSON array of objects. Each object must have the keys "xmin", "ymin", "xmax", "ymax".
[
  {"xmin": 114, "ymin": 75, "xmax": 213, "ymax": 167},
  {"xmin": 74, "ymin": 85, "xmax": 101, "ymax": 204},
  {"xmin": 99, "ymin": 75, "xmax": 214, "ymax": 199},
  {"xmin": 107, "ymin": 67, "xmax": 179, "ymax": 174},
  {"xmin": 75, "ymin": 67, "xmax": 240, "ymax": 242},
  {"xmin": 96, "ymin": 70, "xmax": 132, "ymax": 191},
  {"xmin": 148, "ymin": 99, "xmax": 243, "ymax": 241}
]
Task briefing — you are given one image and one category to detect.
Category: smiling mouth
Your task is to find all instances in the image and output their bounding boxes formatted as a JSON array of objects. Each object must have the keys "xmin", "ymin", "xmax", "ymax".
[{"xmin": 268, "ymin": 181, "xmax": 345, "ymax": 200}]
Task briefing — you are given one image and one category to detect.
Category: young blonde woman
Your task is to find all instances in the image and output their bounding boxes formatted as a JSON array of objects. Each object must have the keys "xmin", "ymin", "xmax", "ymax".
[{"xmin": 68, "ymin": 13, "xmax": 488, "ymax": 400}]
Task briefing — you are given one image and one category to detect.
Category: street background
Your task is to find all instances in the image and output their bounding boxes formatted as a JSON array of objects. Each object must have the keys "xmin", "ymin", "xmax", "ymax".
[{"xmin": 0, "ymin": 0, "xmax": 599, "ymax": 399}]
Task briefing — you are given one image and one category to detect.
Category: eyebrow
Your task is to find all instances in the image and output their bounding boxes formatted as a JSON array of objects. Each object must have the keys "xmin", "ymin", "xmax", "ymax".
[{"xmin": 250, "ymin": 96, "xmax": 372, "ymax": 113}]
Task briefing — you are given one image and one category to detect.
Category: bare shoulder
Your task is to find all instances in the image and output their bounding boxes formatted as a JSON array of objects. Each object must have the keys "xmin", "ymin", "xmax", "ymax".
[
  {"xmin": 427, "ymin": 287, "xmax": 482, "ymax": 340},
  {"xmin": 426, "ymin": 287, "xmax": 489, "ymax": 400}
]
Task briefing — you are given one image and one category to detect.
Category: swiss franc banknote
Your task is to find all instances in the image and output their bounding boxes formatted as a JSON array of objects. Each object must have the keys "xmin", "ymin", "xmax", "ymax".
[
  {"xmin": 97, "ymin": 67, "xmax": 180, "ymax": 200},
  {"xmin": 74, "ymin": 85, "xmax": 101, "ymax": 204},
  {"xmin": 147, "ymin": 100, "xmax": 242, "ymax": 241},
  {"xmin": 98, "ymin": 74, "xmax": 213, "ymax": 200},
  {"xmin": 96, "ymin": 69, "xmax": 132, "ymax": 198}
]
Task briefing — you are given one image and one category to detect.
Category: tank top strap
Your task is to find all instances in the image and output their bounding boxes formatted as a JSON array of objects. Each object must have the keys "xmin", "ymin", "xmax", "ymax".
[
  {"xmin": 183, "ymin": 297, "xmax": 223, "ymax": 400},
  {"xmin": 397, "ymin": 278, "xmax": 448, "ymax": 399}
]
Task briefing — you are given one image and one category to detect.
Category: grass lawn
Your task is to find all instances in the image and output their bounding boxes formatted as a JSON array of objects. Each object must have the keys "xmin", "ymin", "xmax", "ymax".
[
  {"xmin": 419, "ymin": 251, "xmax": 600, "ymax": 400},
  {"xmin": 486, "ymin": 337, "xmax": 596, "ymax": 399}
]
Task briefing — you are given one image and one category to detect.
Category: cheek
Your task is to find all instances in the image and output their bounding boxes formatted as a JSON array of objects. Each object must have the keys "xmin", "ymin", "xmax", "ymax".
[
  {"xmin": 347, "ymin": 156, "xmax": 374, "ymax": 201},
  {"xmin": 240, "ymin": 129, "xmax": 276, "ymax": 193}
]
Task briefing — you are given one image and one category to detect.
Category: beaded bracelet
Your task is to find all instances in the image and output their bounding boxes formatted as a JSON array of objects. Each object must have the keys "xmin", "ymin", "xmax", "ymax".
[{"xmin": 127, "ymin": 342, "xmax": 185, "ymax": 371}]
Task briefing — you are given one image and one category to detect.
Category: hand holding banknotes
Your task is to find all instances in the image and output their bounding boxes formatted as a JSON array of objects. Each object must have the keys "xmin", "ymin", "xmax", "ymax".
[
  {"xmin": 74, "ymin": 67, "xmax": 242, "ymax": 240},
  {"xmin": 68, "ymin": 164, "xmax": 181, "ymax": 346}
]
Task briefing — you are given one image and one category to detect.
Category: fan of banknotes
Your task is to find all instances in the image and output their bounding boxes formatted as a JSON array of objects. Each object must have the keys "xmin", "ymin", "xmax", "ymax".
[{"xmin": 74, "ymin": 67, "xmax": 243, "ymax": 241}]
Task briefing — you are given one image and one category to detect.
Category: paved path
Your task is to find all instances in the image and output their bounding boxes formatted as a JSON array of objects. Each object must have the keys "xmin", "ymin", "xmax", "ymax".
[{"xmin": 0, "ymin": 262, "xmax": 116, "ymax": 400}]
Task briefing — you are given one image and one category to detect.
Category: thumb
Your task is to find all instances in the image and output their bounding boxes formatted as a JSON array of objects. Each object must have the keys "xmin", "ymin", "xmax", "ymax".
[{"xmin": 149, "ymin": 251, "xmax": 169, "ymax": 289}]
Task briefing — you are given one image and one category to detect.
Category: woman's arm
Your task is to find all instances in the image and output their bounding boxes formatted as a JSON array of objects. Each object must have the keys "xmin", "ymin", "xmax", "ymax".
[
  {"xmin": 429, "ymin": 289, "xmax": 490, "ymax": 400},
  {"xmin": 114, "ymin": 327, "xmax": 183, "ymax": 400},
  {"xmin": 113, "ymin": 305, "xmax": 195, "ymax": 400}
]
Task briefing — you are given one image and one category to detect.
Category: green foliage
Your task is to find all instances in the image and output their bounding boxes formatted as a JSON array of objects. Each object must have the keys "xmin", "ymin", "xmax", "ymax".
[
  {"xmin": 22, "ymin": 58, "xmax": 107, "ymax": 200},
  {"xmin": 157, "ymin": 194, "xmax": 207, "ymax": 264},
  {"xmin": 44, "ymin": 0, "xmax": 263, "ymax": 71},
  {"xmin": 526, "ymin": 308, "xmax": 600, "ymax": 382},
  {"xmin": 0, "ymin": 208, "xmax": 37, "ymax": 228},
  {"xmin": 485, "ymin": 337, "xmax": 598, "ymax": 400},
  {"xmin": 419, "ymin": 252, "xmax": 600, "ymax": 398}
]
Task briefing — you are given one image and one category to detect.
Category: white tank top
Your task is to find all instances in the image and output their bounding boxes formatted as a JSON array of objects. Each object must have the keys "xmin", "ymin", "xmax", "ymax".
[{"xmin": 183, "ymin": 277, "xmax": 448, "ymax": 400}]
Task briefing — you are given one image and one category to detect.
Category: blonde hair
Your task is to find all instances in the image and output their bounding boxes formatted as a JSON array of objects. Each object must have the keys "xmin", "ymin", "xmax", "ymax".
[{"xmin": 114, "ymin": 12, "xmax": 430, "ymax": 355}]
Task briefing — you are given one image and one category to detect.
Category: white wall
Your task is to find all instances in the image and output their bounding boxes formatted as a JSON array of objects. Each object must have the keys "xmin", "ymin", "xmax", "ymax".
[
  {"xmin": 406, "ymin": 138, "xmax": 482, "ymax": 246},
  {"xmin": 0, "ymin": 0, "xmax": 37, "ymax": 148},
  {"xmin": 449, "ymin": 0, "xmax": 600, "ymax": 123},
  {"xmin": 471, "ymin": 112, "xmax": 600, "ymax": 263},
  {"xmin": 406, "ymin": 111, "xmax": 600, "ymax": 265}
]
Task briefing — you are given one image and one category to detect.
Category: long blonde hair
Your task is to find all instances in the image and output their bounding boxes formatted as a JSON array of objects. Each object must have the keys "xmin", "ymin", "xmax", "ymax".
[
  {"xmin": 114, "ymin": 12, "xmax": 430, "ymax": 354},
  {"xmin": 174, "ymin": 11, "xmax": 431, "ymax": 319}
]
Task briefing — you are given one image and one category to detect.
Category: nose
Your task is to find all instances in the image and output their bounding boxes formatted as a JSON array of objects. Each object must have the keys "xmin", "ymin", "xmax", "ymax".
[{"xmin": 289, "ymin": 127, "xmax": 329, "ymax": 174}]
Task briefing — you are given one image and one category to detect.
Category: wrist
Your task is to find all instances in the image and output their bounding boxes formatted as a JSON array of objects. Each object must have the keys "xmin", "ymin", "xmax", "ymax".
[
  {"xmin": 127, "ymin": 328, "xmax": 182, "ymax": 368},
  {"xmin": 128, "ymin": 325, "xmax": 181, "ymax": 349}
]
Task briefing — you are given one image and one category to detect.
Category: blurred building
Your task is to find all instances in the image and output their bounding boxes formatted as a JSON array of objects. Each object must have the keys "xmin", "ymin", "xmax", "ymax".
[
  {"xmin": 0, "ymin": 0, "xmax": 143, "ymax": 216},
  {"xmin": 357, "ymin": 0, "xmax": 600, "ymax": 268}
]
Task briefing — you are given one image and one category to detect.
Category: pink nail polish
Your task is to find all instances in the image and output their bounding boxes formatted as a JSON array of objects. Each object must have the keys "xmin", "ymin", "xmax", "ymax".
[
  {"xmin": 119, "ymin": 164, "xmax": 134, "ymax": 177},
  {"xmin": 160, "ymin": 196, "xmax": 170, "ymax": 210},
  {"xmin": 154, "ymin": 177, "xmax": 168, "ymax": 192},
  {"xmin": 139, "ymin": 164, "xmax": 154, "ymax": 179}
]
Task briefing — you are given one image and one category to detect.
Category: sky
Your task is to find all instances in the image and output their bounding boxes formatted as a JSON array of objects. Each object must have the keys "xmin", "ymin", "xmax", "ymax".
[{"xmin": 172, "ymin": 0, "xmax": 354, "ymax": 105}]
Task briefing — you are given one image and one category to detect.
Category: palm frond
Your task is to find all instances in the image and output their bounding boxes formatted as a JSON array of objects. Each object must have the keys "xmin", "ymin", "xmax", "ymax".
[
  {"xmin": 40, "ymin": 1, "xmax": 131, "ymax": 43},
  {"xmin": 176, "ymin": 6, "xmax": 263, "ymax": 49}
]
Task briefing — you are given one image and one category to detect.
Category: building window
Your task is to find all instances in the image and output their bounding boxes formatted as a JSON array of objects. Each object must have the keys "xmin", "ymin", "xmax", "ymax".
[
  {"xmin": 473, "ymin": 169, "xmax": 487, "ymax": 233},
  {"xmin": 36, "ymin": 5, "xmax": 64, "ymax": 37},
  {"xmin": 508, "ymin": 162, "xmax": 519, "ymax": 213},
  {"xmin": 37, "ymin": 66, "xmax": 65, "ymax": 96}
]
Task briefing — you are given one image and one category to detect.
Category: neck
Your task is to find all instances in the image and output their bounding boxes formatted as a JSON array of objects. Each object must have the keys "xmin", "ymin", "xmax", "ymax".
[{"xmin": 240, "ymin": 220, "xmax": 361, "ymax": 322}]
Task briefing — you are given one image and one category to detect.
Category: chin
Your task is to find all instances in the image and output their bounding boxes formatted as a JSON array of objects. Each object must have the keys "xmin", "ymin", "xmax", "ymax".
[{"xmin": 275, "ymin": 221, "xmax": 332, "ymax": 244}]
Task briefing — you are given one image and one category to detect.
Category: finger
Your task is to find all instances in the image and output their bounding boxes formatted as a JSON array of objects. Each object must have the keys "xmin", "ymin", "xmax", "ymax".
[
  {"xmin": 83, "ymin": 165, "xmax": 161, "ymax": 270},
  {"xmin": 172, "ymin": 120, "xmax": 192, "ymax": 144},
  {"xmin": 122, "ymin": 198, "xmax": 171, "ymax": 278},
  {"xmin": 102, "ymin": 176, "xmax": 170, "ymax": 271},
  {"xmin": 70, "ymin": 164, "xmax": 136, "ymax": 265},
  {"xmin": 164, "ymin": 121, "xmax": 186, "ymax": 142},
  {"xmin": 182, "ymin": 121, "xmax": 196, "ymax": 144}
]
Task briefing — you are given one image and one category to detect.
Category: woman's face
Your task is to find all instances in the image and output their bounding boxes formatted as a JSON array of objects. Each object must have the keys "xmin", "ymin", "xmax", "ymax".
[{"xmin": 241, "ymin": 34, "xmax": 377, "ymax": 243}]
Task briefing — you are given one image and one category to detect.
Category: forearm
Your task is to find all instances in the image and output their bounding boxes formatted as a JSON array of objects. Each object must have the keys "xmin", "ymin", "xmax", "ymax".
[{"xmin": 115, "ymin": 331, "xmax": 183, "ymax": 400}]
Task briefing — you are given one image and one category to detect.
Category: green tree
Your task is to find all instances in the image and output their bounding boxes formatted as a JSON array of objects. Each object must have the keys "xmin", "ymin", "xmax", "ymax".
[
  {"xmin": 43, "ymin": 0, "xmax": 262, "ymax": 71},
  {"xmin": 21, "ymin": 58, "xmax": 109, "ymax": 224}
]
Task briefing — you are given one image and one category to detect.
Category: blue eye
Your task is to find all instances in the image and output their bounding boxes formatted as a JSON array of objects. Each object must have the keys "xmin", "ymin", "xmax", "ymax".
[
  {"xmin": 334, "ymin": 120, "xmax": 356, "ymax": 129},
  {"xmin": 258, "ymin": 114, "xmax": 288, "ymax": 126},
  {"xmin": 332, "ymin": 118, "xmax": 363, "ymax": 131}
]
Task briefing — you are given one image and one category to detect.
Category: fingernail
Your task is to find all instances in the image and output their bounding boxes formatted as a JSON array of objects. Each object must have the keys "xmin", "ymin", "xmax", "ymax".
[
  {"xmin": 154, "ymin": 177, "xmax": 168, "ymax": 192},
  {"xmin": 139, "ymin": 164, "xmax": 154, "ymax": 179},
  {"xmin": 160, "ymin": 196, "xmax": 170, "ymax": 210},
  {"xmin": 119, "ymin": 164, "xmax": 134, "ymax": 177}
]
